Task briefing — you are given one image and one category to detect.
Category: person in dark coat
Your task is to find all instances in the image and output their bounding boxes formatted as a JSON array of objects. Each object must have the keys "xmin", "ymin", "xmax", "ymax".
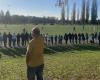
[
  {"xmin": 98, "ymin": 32, "xmax": 100, "ymax": 46},
  {"xmin": 81, "ymin": 33, "xmax": 85, "ymax": 44},
  {"xmin": 21, "ymin": 32, "xmax": 25, "ymax": 47},
  {"xmin": 50, "ymin": 35, "xmax": 53, "ymax": 46},
  {"xmin": 71, "ymin": 33, "xmax": 74, "ymax": 44},
  {"xmin": 64, "ymin": 33, "xmax": 68, "ymax": 45},
  {"xmin": 68, "ymin": 33, "xmax": 72, "ymax": 44},
  {"xmin": 3, "ymin": 32, "xmax": 7, "ymax": 47},
  {"xmin": 8, "ymin": 32, "xmax": 12, "ymax": 47},
  {"xmin": 91, "ymin": 33, "xmax": 95, "ymax": 43},
  {"xmin": 25, "ymin": 32, "xmax": 29, "ymax": 46},
  {"xmin": 54, "ymin": 35, "xmax": 58, "ymax": 45},
  {"xmin": 74, "ymin": 33, "xmax": 78, "ymax": 44},
  {"xmin": 17, "ymin": 33, "xmax": 20, "ymax": 47},
  {"xmin": 86, "ymin": 33, "xmax": 89, "ymax": 44},
  {"xmin": 78, "ymin": 33, "xmax": 81, "ymax": 44},
  {"xmin": 94, "ymin": 32, "xmax": 98, "ymax": 43}
]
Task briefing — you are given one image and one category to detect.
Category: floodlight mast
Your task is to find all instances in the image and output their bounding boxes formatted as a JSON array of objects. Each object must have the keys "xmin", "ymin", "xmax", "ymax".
[{"xmin": 55, "ymin": 0, "xmax": 67, "ymax": 24}]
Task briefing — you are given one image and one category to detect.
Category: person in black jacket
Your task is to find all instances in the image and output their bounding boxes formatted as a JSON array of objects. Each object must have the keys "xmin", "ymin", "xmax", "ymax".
[
  {"xmin": 21, "ymin": 32, "xmax": 25, "ymax": 47},
  {"xmin": 68, "ymin": 33, "xmax": 72, "ymax": 44},
  {"xmin": 78, "ymin": 33, "xmax": 81, "ymax": 44},
  {"xmin": 86, "ymin": 33, "xmax": 89, "ymax": 44},
  {"xmin": 71, "ymin": 33, "xmax": 74, "ymax": 44},
  {"xmin": 54, "ymin": 35, "xmax": 58, "ymax": 45},
  {"xmin": 98, "ymin": 32, "xmax": 100, "ymax": 46},
  {"xmin": 74, "ymin": 33, "xmax": 78, "ymax": 44},
  {"xmin": 3, "ymin": 32, "xmax": 7, "ymax": 47},
  {"xmin": 81, "ymin": 33, "xmax": 85, "ymax": 44},
  {"xmin": 64, "ymin": 33, "xmax": 68, "ymax": 45},
  {"xmin": 8, "ymin": 32, "xmax": 12, "ymax": 47},
  {"xmin": 25, "ymin": 32, "xmax": 29, "ymax": 46},
  {"xmin": 17, "ymin": 33, "xmax": 20, "ymax": 47},
  {"xmin": 91, "ymin": 33, "xmax": 95, "ymax": 44},
  {"xmin": 50, "ymin": 35, "xmax": 53, "ymax": 46}
]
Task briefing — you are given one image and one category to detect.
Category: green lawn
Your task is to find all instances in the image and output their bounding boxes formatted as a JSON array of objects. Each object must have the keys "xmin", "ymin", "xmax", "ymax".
[
  {"xmin": 0, "ymin": 24, "xmax": 100, "ymax": 80},
  {"xmin": 0, "ymin": 24, "xmax": 100, "ymax": 35},
  {"xmin": 0, "ymin": 45, "xmax": 100, "ymax": 80}
]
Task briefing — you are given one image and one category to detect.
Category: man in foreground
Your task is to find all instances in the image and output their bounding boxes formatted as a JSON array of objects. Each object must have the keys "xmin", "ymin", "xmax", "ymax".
[{"xmin": 26, "ymin": 27, "xmax": 44, "ymax": 80}]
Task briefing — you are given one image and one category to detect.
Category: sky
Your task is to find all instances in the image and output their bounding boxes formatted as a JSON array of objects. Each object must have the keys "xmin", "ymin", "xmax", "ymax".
[{"xmin": 0, "ymin": 0, "xmax": 99, "ymax": 19}]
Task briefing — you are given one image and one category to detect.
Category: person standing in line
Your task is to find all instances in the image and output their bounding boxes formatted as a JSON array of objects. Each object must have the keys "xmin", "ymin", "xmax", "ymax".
[
  {"xmin": 98, "ymin": 32, "xmax": 100, "ymax": 46},
  {"xmin": 64, "ymin": 33, "xmax": 68, "ymax": 45},
  {"xmin": 26, "ymin": 27, "xmax": 44, "ymax": 80},
  {"xmin": 54, "ymin": 35, "xmax": 58, "ymax": 46},
  {"xmin": 8, "ymin": 32, "xmax": 12, "ymax": 48},
  {"xmin": 74, "ymin": 33, "xmax": 78, "ymax": 44},
  {"xmin": 17, "ymin": 33, "xmax": 21, "ymax": 47},
  {"xmin": 12, "ymin": 33, "xmax": 16, "ymax": 48},
  {"xmin": 50, "ymin": 35, "xmax": 54, "ymax": 46},
  {"xmin": 21, "ymin": 32, "xmax": 25, "ymax": 47},
  {"xmin": 86, "ymin": 33, "xmax": 89, "ymax": 44},
  {"xmin": 25, "ymin": 32, "xmax": 29, "ymax": 46},
  {"xmin": 0, "ymin": 33, "xmax": 3, "ymax": 46},
  {"xmin": 3, "ymin": 32, "xmax": 7, "ymax": 48}
]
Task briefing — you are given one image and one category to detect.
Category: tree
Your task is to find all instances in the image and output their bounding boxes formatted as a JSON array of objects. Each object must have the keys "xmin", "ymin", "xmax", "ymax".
[
  {"xmin": 61, "ymin": 5, "xmax": 65, "ymax": 24},
  {"xmin": 0, "ymin": 10, "xmax": 5, "ymax": 23},
  {"xmin": 81, "ymin": 0, "xmax": 86, "ymax": 24},
  {"xmin": 67, "ymin": 0, "xmax": 69, "ymax": 22},
  {"xmin": 77, "ymin": 8, "xmax": 80, "ymax": 22},
  {"xmin": 91, "ymin": 0, "xmax": 98, "ymax": 24},
  {"xmin": 72, "ymin": 2, "xmax": 76, "ymax": 24},
  {"xmin": 81, "ymin": 0, "xmax": 86, "ymax": 30},
  {"xmin": 86, "ymin": 0, "xmax": 89, "ymax": 23},
  {"xmin": 5, "ymin": 10, "xmax": 11, "ymax": 24}
]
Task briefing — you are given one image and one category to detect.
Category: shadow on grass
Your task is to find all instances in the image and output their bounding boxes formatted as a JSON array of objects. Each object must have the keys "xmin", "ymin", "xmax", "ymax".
[
  {"xmin": 0, "ymin": 48, "xmax": 26, "ymax": 58},
  {"xmin": 46, "ymin": 44, "xmax": 100, "ymax": 53},
  {"xmin": 0, "ymin": 44, "xmax": 100, "ymax": 58}
]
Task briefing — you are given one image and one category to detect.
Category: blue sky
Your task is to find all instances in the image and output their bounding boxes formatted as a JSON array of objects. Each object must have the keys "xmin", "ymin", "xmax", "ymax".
[{"xmin": 0, "ymin": 0, "xmax": 99, "ymax": 19}]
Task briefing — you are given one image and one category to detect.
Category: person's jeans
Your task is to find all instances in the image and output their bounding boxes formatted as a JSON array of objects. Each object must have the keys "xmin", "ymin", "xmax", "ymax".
[{"xmin": 27, "ymin": 64, "xmax": 44, "ymax": 80}]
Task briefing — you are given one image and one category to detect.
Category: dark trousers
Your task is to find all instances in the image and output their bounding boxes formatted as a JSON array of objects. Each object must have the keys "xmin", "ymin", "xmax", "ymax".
[{"xmin": 27, "ymin": 64, "xmax": 44, "ymax": 80}]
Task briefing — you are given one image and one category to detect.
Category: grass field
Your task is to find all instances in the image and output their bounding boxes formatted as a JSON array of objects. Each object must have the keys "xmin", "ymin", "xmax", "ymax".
[
  {"xmin": 0, "ymin": 24, "xmax": 100, "ymax": 80},
  {"xmin": 0, "ymin": 45, "xmax": 100, "ymax": 80},
  {"xmin": 0, "ymin": 24, "xmax": 100, "ymax": 35}
]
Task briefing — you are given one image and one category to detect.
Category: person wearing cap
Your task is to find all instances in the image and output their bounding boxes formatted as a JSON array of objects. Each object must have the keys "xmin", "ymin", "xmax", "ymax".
[{"xmin": 26, "ymin": 27, "xmax": 44, "ymax": 80}]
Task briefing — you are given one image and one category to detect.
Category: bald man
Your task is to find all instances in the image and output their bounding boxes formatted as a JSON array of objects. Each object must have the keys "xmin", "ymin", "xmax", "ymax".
[{"xmin": 26, "ymin": 27, "xmax": 44, "ymax": 80}]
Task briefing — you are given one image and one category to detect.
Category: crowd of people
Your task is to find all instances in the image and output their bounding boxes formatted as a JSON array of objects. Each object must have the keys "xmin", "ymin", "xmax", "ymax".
[
  {"xmin": 0, "ymin": 31, "xmax": 100, "ymax": 48},
  {"xmin": 0, "ymin": 32, "xmax": 32, "ymax": 48},
  {"xmin": 43, "ymin": 32, "xmax": 100, "ymax": 46}
]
